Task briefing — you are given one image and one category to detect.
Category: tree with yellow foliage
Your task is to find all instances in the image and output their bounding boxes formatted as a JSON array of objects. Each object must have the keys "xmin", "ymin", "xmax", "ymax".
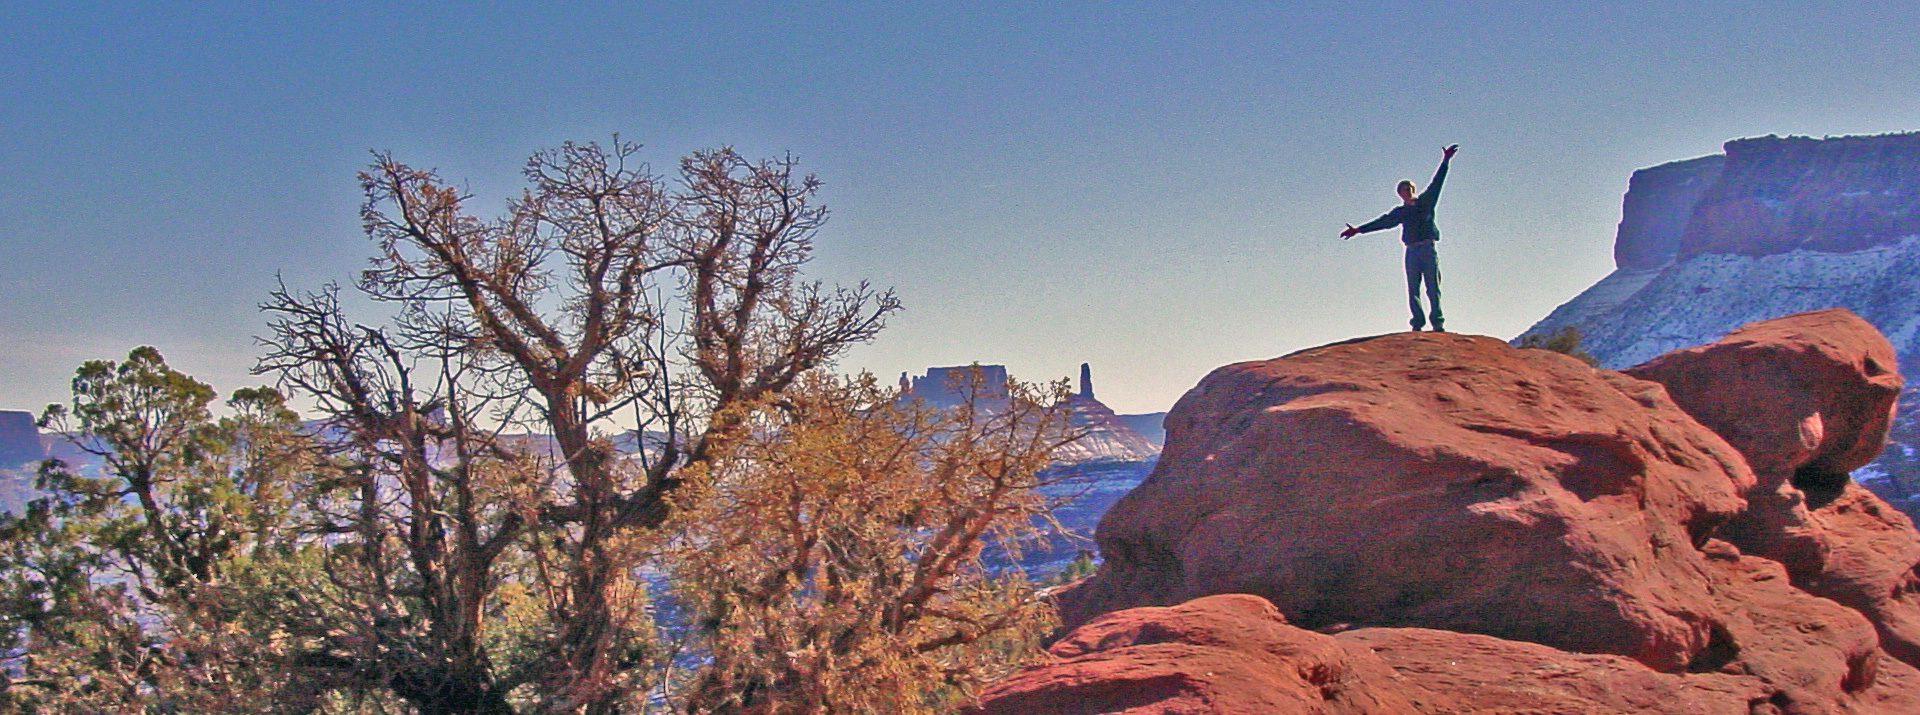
[{"xmin": 671, "ymin": 371, "xmax": 1078, "ymax": 713}]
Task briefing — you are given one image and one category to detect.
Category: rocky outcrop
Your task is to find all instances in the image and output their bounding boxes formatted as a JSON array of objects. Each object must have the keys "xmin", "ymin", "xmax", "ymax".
[
  {"xmin": 1626, "ymin": 310, "xmax": 1901, "ymax": 490},
  {"xmin": 1625, "ymin": 310, "xmax": 1920, "ymax": 668},
  {"xmin": 1338, "ymin": 626, "xmax": 1771, "ymax": 714},
  {"xmin": 1055, "ymin": 393, "xmax": 1162, "ymax": 463},
  {"xmin": 1024, "ymin": 316, "xmax": 1920, "ymax": 712},
  {"xmin": 1061, "ymin": 331, "xmax": 1756, "ymax": 671}
]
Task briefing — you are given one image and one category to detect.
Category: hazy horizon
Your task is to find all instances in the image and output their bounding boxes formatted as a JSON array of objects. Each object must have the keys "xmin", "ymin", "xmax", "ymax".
[{"xmin": 7, "ymin": 3, "xmax": 1920, "ymax": 415}]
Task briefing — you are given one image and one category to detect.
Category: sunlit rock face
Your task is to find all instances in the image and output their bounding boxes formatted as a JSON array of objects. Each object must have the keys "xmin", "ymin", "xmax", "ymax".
[
  {"xmin": 1523, "ymin": 132, "xmax": 1920, "ymax": 510},
  {"xmin": 1624, "ymin": 310, "xmax": 1920, "ymax": 669}
]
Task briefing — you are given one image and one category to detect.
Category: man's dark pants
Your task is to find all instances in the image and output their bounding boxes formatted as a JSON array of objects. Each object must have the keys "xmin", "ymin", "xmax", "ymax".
[{"xmin": 1404, "ymin": 241, "xmax": 1442, "ymax": 331}]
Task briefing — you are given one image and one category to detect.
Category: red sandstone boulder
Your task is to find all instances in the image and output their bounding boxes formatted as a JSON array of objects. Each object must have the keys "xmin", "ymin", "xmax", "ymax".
[
  {"xmin": 1010, "ymin": 323, "xmax": 1920, "ymax": 712},
  {"xmin": 1626, "ymin": 309, "xmax": 1920, "ymax": 667},
  {"xmin": 970, "ymin": 594, "xmax": 1425, "ymax": 714},
  {"xmin": 1807, "ymin": 485, "xmax": 1920, "ymax": 667},
  {"xmin": 1060, "ymin": 332, "xmax": 1757, "ymax": 671},
  {"xmin": 1625, "ymin": 309, "xmax": 1901, "ymax": 490},
  {"xmin": 1859, "ymin": 655, "xmax": 1920, "ymax": 714}
]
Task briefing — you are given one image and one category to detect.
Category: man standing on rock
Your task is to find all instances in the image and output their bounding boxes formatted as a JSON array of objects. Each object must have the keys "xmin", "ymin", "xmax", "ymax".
[{"xmin": 1342, "ymin": 144, "xmax": 1459, "ymax": 332}]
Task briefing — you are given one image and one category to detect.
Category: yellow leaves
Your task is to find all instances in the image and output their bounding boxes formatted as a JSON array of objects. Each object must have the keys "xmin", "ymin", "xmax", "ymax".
[{"xmin": 666, "ymin": 371, "xmax": 1072, "ymax": 711}]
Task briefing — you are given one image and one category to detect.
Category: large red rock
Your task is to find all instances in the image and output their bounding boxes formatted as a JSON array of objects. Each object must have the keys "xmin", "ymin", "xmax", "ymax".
[
  {"xmin": 1061, "ymin": 332, "xmax": 1758, "ymax": 671},
  {"xmin": 1859, "ymin": 655, "xmax": 1920, "ymax": 714},
  {"xmin": 969, "ymin": 594, "xmax": 1428, "ymax": 714},
  {"xmin": 1625, "ymin": 309, "xmax": 1902, "ymax": 491},
  {"xmin": 1007, "ymin": 322, "xmax": 1920, "ymax": 712},
  {"xmin": 1627, "ymin": 309, "xmax": 1920, "ymax": 667}
]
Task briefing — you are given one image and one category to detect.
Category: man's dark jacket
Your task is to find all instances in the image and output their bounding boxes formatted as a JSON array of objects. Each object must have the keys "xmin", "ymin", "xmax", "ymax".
[{"xmin": 1354, "ymin": 158, "xmax": 1450, "ymax": 245}]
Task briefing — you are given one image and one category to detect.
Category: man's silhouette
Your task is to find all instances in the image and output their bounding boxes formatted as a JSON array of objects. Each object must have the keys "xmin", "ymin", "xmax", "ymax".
[{"xmin": 1343, "ymin": 144, "xmax": 1459, "ymax": 332}]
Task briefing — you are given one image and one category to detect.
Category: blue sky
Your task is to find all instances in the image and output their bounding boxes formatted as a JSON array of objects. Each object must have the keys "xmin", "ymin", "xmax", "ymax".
[{"xmin": 4, "ymin": 2, "xmax": 1919, "ymax": 414}]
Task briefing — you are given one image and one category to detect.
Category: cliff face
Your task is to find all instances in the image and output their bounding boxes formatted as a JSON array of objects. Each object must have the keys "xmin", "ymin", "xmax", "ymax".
[
  {"xmin": 1615, "ymin": 154, "xmax": 1725, "ymax": 270},
  {"xmin": 1681, "ymin": 134, "xmax": 1920, "ymax": 259},
  {"xmin": 1523, "ymin": 132, "xmax": 1920, "ymax": 506}
]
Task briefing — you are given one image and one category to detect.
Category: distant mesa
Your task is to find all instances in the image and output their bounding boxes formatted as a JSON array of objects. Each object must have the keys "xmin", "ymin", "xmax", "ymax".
[
  {"xmin": 898, "ymin": 363, "xmax": 1164, "ymax": 463},
  {"xmin": 0, "ymin": 410, "xmax": 44, "ymax": 469},
  {"xmin": 0, "ymin": 410, "xmax": 47, "ymax": 515},
  {"xmin": 899, "ymin": 364, "xmax": 1012, "ymax": 409},
  {"xmin": 1608, "ymin": 133, "xmax": 1920, "ymax": 269}
]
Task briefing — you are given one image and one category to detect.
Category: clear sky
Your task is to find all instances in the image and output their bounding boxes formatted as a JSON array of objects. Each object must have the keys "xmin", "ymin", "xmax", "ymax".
[{"xmin": 4, "ymin": 2, "xmax": 1919, "ymax": 415}]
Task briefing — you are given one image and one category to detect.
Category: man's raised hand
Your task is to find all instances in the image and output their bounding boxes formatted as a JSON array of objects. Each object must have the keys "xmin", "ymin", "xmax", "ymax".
[
  {"xmin": 1443, "ymin": 144, "xmax": 1460, "ymax": 159},
  {"xmin": 1341, "ymin": 223, "xmax": 1359, "ymax": 239}
]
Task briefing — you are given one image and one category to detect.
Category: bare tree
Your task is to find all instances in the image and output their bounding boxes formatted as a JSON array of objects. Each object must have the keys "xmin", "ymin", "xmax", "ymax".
[{"xmin": 256, "ymin": 139, "xmax": 898, "ymax": 712}]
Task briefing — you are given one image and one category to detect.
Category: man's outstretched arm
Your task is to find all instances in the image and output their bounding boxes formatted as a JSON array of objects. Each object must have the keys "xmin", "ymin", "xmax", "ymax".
[
  {"xmin": 1419, "ymin": 144, "xmax": 1459, "ymax": 205},
  {"xmin": 1342, "ymin": 209, "xmax": 1403, "ymax": 238}
]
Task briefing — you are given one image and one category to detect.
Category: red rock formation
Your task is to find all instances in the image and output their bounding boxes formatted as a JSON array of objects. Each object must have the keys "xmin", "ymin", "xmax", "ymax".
[
  {"xmin": 1626, "ymin": 309, "xmax": 1902, "ymax": 490},
  {"xmin": 1523, "ymin": 133, "xmax": 1920, "ymax": 525},
  {"xmin": 1016, "ymin": 319, "xmax": 1920, "ymax": 712},
  {"xmin": 1626, "ymin": 309, "xmax": 1920, "ymax": 668},
  {"xmin": 971, "ymin": 594, "xmax": 1428, "ymax": 714},
  {"xmin": 981, "ymin": 592, "xmax": 1914, "ymax": 714},
  {"xmin": 1694, "ymin": 538, "xmax": 1880, "ymax": 708},
  {"xmin": 1061, "ymin": 332, "xmax": 1757, "ymax": 671}
]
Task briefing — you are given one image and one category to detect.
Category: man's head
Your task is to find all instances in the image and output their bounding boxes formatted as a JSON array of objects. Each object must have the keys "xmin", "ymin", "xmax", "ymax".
[{"xmin": 1397, "ymin": 180, "xmax": 1416, "ymax": 204}]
